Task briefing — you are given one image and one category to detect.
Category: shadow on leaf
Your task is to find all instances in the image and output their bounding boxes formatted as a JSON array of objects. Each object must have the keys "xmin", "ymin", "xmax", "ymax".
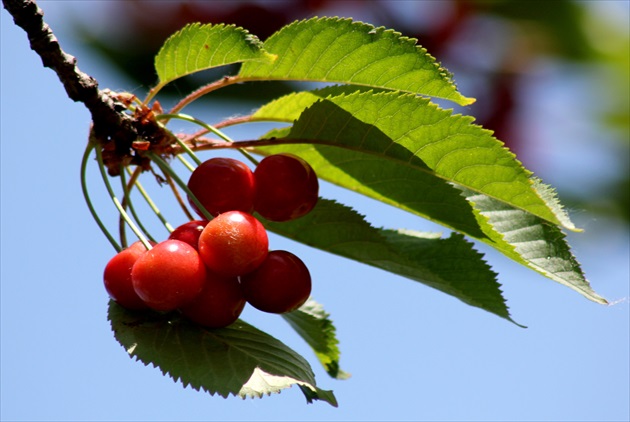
[{"xmin": 108, "ymin": 300, "xmax": 337, "ymax": 406}]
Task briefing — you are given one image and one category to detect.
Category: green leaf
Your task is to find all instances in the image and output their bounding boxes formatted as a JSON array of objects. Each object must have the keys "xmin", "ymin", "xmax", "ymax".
[
  {"xmin": 252, "ymin": 134, "xmax": 485, "ymax": 240},
  {"xmin": 239, "ymin": 17, "xmax": 474, "ymax": 106},
  {"xmin": 108, "ymin": 301, "xmax": 337, "ymax": 407},
  {"xmin": 248, "ymin": 88, "xmax": 604, "ymax": 303},
  {"xmin": 263, "ymin": 199, "xmax": 518, "ymax": 324},
  {"xmin": 256, "ymin": 140, "xmax": 603, "ymax": 304},
  {"xmin": 282, "ymin": 298, "xmax": 350, "ymax": 379},
  {"xmin": 252, "ymin": 89, "xmax": 576, "ymax": 231},
  {"xmin": 154, "ymin": 23, "xmax": 275, "ymax": 91},
  {"xmin": 461, "ymin": 188, "xmax": 607, "ymax": 304}
]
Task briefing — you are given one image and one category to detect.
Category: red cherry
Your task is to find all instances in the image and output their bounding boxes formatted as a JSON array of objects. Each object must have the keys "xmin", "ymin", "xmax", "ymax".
[
  {"xmin": 254, "ymin": 153, "xmax": 318, "ymax": 221},
  {"xmin": 131, "ymin": 239, "xmax": 206, "ymax": 311},
  {"xmin": 187, "ymin": 157, "xmax": 255, "ymax": 218},
  {"xmin": 168, "ymin": 220, "xmax": 207, "ymax": 250},
  {"xmin": 198, "ymin": 211, "xmax": 268, "ymax": 277},
  {"xmin": 180, "ymin": 270, "xmax": 246, "ymax": 329},
  {"xmin": 103, "ymin": 241, "xmax": 154, "ymax": 310},
  {"xmin": 240, "ymin": 250, "xmax": 311, "ymax": 314}
]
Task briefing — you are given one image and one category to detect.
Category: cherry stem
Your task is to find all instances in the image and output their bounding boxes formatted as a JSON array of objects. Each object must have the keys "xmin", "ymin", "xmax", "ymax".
[
  {"xmin": 167, "ymin": 76, "xmax": 241, "ymax": 115},
  {"xmin": 117, "ymin": 168, "xmax": 128, "ymax": 249},
  {"xmin": 161, "ymin": 168, "xmax": 195, "ymax": 221},
  {"xmin": 81, "ymin": 143, "xmax": 121, "ymax": 252},
  {"xmin": 176, "ymin": 154, "xmax": 196, "ymax": 172},
  {"xmin": 160, "ymin": 113, "xmax": 262, "ymax": 166},
  {"xmin": 147, "ymin": 152, "xmax": 215, "ymax": 222},
  {"xmin": 157, "ymin": 112, "xmax": 234, "ymax": 145},
  {"xmin": 125, "ymin": 167, "xmax": 174, "ymax": 233},
  {"xmin": 94, "ymin": 147, "xmax": 153, "ymax": 250},
  {"xmin": 237, "ymin": 148, "xmax": 260, "ymax": 166},
  {"xmin": 120, "ymin": 166, "xmax": 158, "ymax": 245}
]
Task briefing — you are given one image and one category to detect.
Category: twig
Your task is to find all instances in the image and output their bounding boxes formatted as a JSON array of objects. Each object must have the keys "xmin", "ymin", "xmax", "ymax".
[
  {"xmin": 2, "ymin": 0, "xmax": 173, "ymax": 176},
  {"xmin": 2, "ymin": 0, "xmax": 137, "ymax": 145}
]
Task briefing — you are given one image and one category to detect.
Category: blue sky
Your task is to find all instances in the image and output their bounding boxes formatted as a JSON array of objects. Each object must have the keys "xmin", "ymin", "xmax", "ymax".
[{"xmin": 1, "ymin": 2, "xmax": 628, "ymax": 421}]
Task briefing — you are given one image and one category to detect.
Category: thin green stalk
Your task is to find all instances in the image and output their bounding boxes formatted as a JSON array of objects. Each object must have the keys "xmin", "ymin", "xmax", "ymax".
[
  {"xmin": 161, "ymin": 168, "xmax": 195, "ymax": 222},
  {"xmin": 120, "ymin": 167, "xmax": 158, "ymax": 244},
  {"xmin": 158, "ymin": 113, "xmax": 260, "ymax": 166},
  {"xmin": 126, "ymin": 167, "xmax": 174, "ymax": 232},
  {"xmin": 81, "ymin": 143, "xmax": 121, "ymax": 252},
  {"xmin": 94, "ymin": 147, "xmax": 153, "ymax": 250},
  {"xmin": 155, "ymin": 113, "xmax": 209, "ymax": 166},
  {"xmin": 148, "ymin": 152, "xmax": 214, "ymax": 222},
  {"xmin": 237, "ymin": 148, "xmax": 260, "ymax": 166},
  {"xmin": 176, "ymin": 154, "xmax": 196, "ymax": 172}
]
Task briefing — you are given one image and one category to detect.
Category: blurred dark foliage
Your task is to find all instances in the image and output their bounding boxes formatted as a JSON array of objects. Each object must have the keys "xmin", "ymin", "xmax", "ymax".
[{"xmin": 69, "ymin": 0, "xmax": 628, "ymax": 224}]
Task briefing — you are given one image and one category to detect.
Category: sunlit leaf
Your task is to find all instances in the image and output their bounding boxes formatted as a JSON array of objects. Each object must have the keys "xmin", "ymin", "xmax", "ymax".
[
  {"xmin": 154, "ymin": 23, "xmax": 275, "ymax": 91},
  {"xmin": 248, "ymin": 89, "xmax": 604, "ymax": 304},
  {"xmin": 239, "ymin": 17, "xmax": 474, "ymax": 105},
  {"xmin": 252, "ymin": 89, "xmax": 576, "ymax": 230}
]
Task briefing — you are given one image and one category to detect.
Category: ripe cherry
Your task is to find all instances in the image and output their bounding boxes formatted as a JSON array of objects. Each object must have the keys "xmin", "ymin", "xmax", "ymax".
[
  {"xmin": 187, "ymin": 157, "xmax": 255, "ymax": 218},
  {"xmin": 198, "ymin": 211, "xmax": 268, "ymax": 277},
  {"xmin": 168, "ymin": 220, "xmax": 207, "ymax": 250},
  {"xmin": 254, "ymin": 153, "xmax": 318, "ymax": 221},
  {"xmin": 131, "ymin": 239, "xmax": 206, "ymax": 311},
  {"xmin": 240, "ymin": 250, "xmax": 311, "ymax": 314},
  {"xmin": 103, "ymin": 241, "xmax": 154, "ymax": 310},
  {"xmin": 180, "ymin": 270, "xmax": 246, "ymax": 329}
]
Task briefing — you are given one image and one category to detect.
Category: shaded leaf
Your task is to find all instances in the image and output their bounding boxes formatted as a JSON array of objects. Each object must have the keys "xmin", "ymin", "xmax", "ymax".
[
  {"xmin": 282, "ymin": 298, "xmax": 350, "ymax": 379},
  {"xmin": 239, "ymin": 17, "xmax": 474, "ymax": 105},
  {"xmin": 262, "ymin": 199, "xmax": 517, "ymax": 324},
  {"xmin": 460, "ymin": 188, "xmax": 607, "ymax": 304},
  {"xmin": 108, "ymin": 301, "xmax": 337, "ymax": 406}
]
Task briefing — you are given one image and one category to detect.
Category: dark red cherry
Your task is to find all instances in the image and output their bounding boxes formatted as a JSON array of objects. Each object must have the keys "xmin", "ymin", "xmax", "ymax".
[
  {"xmin": 254, "ymin": 153, "xmax": 318, "ymax": 222},
  {"xmin": 168, "ymin": 220, "xmax": 207, "ymax": 250},
  {"xmin": 187, "ymin": 157, "xmax": 255, "ymax": 218},
  {"xmin": 240, "ymin": 250, "xmax": 311, "ymax": 314},
  {"xmin": 180, "ymin": 270, "xmax": 246, "ymax": 329}
]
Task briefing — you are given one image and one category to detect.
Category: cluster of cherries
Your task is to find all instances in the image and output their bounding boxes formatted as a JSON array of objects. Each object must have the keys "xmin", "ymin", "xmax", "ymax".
[{"xmin": 103, "ymin": 153, "xmax": 319, "ymax": 328}]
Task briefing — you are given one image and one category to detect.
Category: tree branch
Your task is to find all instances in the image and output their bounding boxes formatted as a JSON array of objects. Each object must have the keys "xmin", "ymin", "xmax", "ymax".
[{"xmin": 2, "ymin": 0, "xmax": 173, "ymax": 175}]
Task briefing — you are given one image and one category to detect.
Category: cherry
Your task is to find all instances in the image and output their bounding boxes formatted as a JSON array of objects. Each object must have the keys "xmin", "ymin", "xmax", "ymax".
[
  {"xmin": 131, "ymin": 239, "xmax": 206, "ymax": 311},
  {"xmin": 240, "ymin": 250, "xmax": 311, "ymax": 314},
  {"xmin": 187, "ymin": 157, "xmax": 255, "ymax": 218},
  {"xmin": 180, "ymin": 270, "xmax": 246, "ymax": 328},
  {"xmin": 168, "ymin": 220, "xmax": 207, "ymax": 250},
  {"xmin": 254, "ymin": 153, "xmax": 318, "ymax": 222},
  {"xmin": 198, "ymin": 210, "xmax": 268, "ymax": 277},
  {"xmin": 103, "ymin": 241, "xmax": 154, "ymax": 310}
]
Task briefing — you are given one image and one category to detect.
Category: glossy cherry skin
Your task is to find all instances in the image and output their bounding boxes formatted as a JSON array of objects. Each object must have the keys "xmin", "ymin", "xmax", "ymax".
[
  {"xmin": 131, "ymin": 239, "xmax": 206, "ymax": 311},
  {"xmin": 180, "ymin": 270, "xmax": 246, "ymax": 328},
  {"xmin": 187, "ymin": 157, "xmax": 255, "ymax": 218},
  {"xmin": 103, "ymin": 241, "xmax": 154, "ymax": 310},
  {"xmin": 254, "ymin": 153, "xmax": 318, "ymax": 222},
  {"xmin": 198, "ymin": 211, "xmax": 268, "ymax": 277},
  {"xmin": 168, "ymin": 220, "xmax": 207, "ymax": 250},
  {"xmin": 240, "ymin": 250, "xmax": 311, "ymax": 314}
]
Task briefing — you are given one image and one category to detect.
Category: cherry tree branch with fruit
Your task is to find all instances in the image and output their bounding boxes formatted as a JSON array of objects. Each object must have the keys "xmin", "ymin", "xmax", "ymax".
[{"xmin": 3, "ymin": 0, "xmax": 608, "ymax": 407}]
